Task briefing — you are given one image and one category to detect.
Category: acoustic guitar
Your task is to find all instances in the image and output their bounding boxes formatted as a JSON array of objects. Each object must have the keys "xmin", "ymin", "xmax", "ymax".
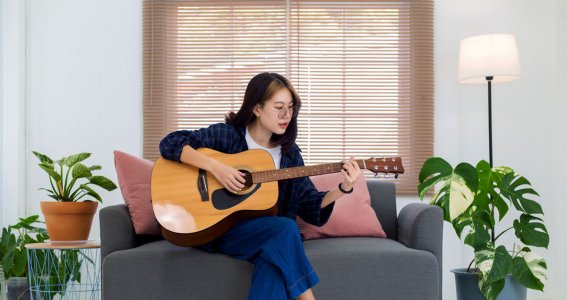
[{"xmin": 151, "ymin": 148, "xmax": 404, "ymax": 247}]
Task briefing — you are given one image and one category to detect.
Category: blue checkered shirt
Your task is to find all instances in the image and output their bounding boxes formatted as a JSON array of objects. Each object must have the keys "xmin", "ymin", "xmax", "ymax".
[{"xmin": 159, "ymin": 122, "xmax": 334, "ymax": 226}]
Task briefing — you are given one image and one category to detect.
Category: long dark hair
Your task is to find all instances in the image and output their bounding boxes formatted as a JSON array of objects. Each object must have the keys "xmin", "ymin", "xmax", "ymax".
[{"xmin": 226, "ymin": 72, "xmax": 301, "ymax": 153}]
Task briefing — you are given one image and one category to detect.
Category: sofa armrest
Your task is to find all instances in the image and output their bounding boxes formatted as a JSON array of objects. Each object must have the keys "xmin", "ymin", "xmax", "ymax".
[
  {"xmin": 367, "ymin": 179, "xmax": 398, "ymax": 240},
  {"xmin": 398, "ymin": 203, "xmax": 443, "ymax": 300},
  {"xmin": 99, "ymin": 204, "xmax": 137, "ymax": 260},
  {"xmin": 398, "ymin": 203, "xmax": 442, "ymax": 256}
]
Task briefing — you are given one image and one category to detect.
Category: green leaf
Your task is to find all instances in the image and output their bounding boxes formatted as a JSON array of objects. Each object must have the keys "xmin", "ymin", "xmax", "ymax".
[
  {"xmin": 418, "ymin": 158, "xmax": 477, "ymax": 222},
  {"xmin": 431, "ymin": 186, "xmax": 452, "ymax": 221},
  {"xmin": 80, "ymin": 184, "xmax": 102, "ymax": 202},
  {"xmin": 16, "ymin": 215, "xmax": 40, "ymax": 228},
  {"xmin": 479, "ymin": 277, "xmax": 505, "ymax": 300},
  {"xmin": 13, "ymin": 249, "xmax": 26, "ymax": 277},
  {"xmin": 71, "ymin": 163, "xmax": 92, "ymax": 179},
  {"xmin": 39, "ymin": 162, "xmax": 62, "ymax": 182},
  {"xmin": 418, "ymin": 157, "xmax": 453, "ymax": 199},
  {"xmin": 2, "ymin": 247, "xmax": 15, "ymax": 276},
  {"xmin": 492, "ymin": 191, "xmax": 509, "ymax": 221},
  {"xmin": 476, "ymin": 160, "xmax": 492, "ymax": 191},
  {"xmin": 451, "ymin": 212, "xmax": 472, "ymax": 238},
  {"xmin": 32, "ymin": 151, "xmax": 53, "ymax": 164},
  {"xmin": 513, "ymin": 214, "xmax": 549, "ymax": 248},
  {"xmin": 474, "ymin": 246, "xmax": 512, "ymax": 282},
  {"xmin": 88, "ymin": 165, "xmax": 102, "ymax": 171},
  {"xmin": 475, "ymin": 245, "xmax": 512, "ymax": 300},
  {"xmin": 512, "ymin": 249, "xmax": 546, "ymax": 291},
  {"xmin": 464, "ymin": 220, "xmax": 491, "ymax": 249},
  {"xmin": 89, "ymin": 176, "xmax": 117, "ymax": 191},
  {"xmin": 2, "ymin": 234, "xmax": 17, "ymax": 276},
  {"xmin": 446, "ymin": 164, "xmax": 477, "ymax": 221},
  {"xmin": 497, "ymin": 172, "xmax": 542, "ymax": 215},
  {"xmin": 47, "ymin": 193, "xmax": 60, "ymax": 201},
  {"xmin": 63, "ymin": 153, "xmax": 91, "ymax": 167},
  {"xmin": 454, "ymin": 163, "xmax": 479, "ymax": 192}
]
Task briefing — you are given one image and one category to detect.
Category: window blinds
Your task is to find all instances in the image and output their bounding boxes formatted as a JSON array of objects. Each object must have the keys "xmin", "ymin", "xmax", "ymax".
[{"xmin": 143, "ymin": 0, "xmax": 433, "ymax": 195}]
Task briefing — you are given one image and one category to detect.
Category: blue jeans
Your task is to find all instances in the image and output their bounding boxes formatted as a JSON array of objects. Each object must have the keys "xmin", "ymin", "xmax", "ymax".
[{"xmin": 207, "ymin": 216, "xmax": 319, "ymax": 300}]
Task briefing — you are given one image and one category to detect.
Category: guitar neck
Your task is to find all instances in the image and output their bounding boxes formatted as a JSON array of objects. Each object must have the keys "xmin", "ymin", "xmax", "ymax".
[{"xmin": 251, "ymin": 160, "xmax": 365, "ymax": 184}]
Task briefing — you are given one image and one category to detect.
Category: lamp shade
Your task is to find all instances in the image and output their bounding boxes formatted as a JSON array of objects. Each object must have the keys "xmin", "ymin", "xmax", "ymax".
[{"xmin": 458, "ymin": 34, "xmax": 521, "ymax": 84}]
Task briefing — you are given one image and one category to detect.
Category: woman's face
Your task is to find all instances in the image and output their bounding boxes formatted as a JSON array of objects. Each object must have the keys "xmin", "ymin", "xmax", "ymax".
[{"xmin": 256, "ymin": 87, "xmax": 295, "ymax": 135}]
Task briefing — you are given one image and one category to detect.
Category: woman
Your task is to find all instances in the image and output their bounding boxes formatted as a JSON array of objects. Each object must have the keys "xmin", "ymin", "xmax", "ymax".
[{"xmin": 159, "ymin": 72, "xmax": 361, "ymax": 300}]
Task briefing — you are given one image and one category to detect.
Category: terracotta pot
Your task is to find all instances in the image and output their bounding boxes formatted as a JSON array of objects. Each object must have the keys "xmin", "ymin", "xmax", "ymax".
[{"xmin": 40, "ymin": 201, "xmax": 98, "ymax": 241}]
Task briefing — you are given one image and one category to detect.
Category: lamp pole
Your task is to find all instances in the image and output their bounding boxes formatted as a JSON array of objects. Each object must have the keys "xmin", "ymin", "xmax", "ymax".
[{"xmin": 486, "ymin": 76, "xmax": 494, "ymax": 167}]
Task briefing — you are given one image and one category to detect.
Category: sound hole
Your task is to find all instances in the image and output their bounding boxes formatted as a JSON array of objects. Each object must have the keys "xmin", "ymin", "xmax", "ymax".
[{"xmin": 240, "ymin": 169, "xmax": 254, "ymax": 190}]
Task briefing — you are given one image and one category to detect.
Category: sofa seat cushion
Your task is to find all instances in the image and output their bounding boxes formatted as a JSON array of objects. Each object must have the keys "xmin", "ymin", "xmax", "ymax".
[
  {"xmin": 103, "ymin": 241, "xmax": 253, "ymax": 300},
  {"xmin": 304, "ymin": 237, "xmax": 440, "ymax": 300}
]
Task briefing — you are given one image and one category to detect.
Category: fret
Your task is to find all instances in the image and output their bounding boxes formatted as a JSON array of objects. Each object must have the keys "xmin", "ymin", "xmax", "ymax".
[
  {"xmin": 252, "ymin": 161, "xmax": 364, "ymax": 184},
  {"xmin": 249, "ymin": 158, "xmax": 396, "ymax": 184},
  {"xmin": 250, "ymin": 155, "xmax": 405, "ymax": 184}
]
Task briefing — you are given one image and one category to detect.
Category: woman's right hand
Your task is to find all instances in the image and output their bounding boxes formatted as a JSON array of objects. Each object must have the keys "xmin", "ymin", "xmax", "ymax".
[{"xmin": 209, "ymin": 161, "xmax": 246, "ymax": 194}]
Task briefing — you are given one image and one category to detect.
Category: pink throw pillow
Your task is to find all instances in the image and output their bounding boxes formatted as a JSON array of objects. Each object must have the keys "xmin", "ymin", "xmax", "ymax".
[
  {"xmin": 297, "ymin": 173, "xmax": 387, "ymax": 240},
  {"xmin": 113, "ymin": 150, "xmax": 161, "ymax": 235}
]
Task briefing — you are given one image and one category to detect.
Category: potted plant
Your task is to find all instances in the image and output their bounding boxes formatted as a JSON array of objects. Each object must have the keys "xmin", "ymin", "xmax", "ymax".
[
  {"xmin": 1, "ymin": 215, "xmax": 48, "ymax": 300},
  {"xmin": 418, "ymin": 158, "xmax": 549, "ymax": 300},
  {"xmin": 1, "ymin": 215, "xmax": 85, "ymax": 300},
  {"xmin": 32, "ymin": 151, "xmax": 117, "ymax": 241}
]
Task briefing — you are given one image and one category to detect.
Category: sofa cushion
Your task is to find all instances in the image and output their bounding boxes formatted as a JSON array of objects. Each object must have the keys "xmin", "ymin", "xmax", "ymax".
[
  {"xmin": 297, "ymin": 173, "xmax": 386, "ymax": 240},
  {"xmin": 305, "ymin": 237, "xmax": 439, "ymax": 300},
  {"xmin": 103, "ymin": 240, "xmax": 252, "ymax": 299},
  {"xmin": 113, "ymin": 150, "xmax": 161, "ymax": 235}
]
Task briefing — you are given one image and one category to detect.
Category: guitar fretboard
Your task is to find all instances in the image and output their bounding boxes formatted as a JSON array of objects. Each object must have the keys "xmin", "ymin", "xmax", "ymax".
[{"xmin": 251, "ymin": 160, "xmax": 365, "ymax": 183}]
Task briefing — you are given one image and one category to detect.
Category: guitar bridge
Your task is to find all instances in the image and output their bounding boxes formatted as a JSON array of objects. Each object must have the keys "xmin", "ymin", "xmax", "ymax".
[{"xmin": 198, "ymin": 169, "xmax": 209, "ymax": 202}]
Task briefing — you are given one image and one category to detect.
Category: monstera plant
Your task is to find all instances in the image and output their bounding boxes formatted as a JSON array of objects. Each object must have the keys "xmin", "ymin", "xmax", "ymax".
[{"xmin": 418, "ymin": 157, "xmax": 549, "ymax": 300}]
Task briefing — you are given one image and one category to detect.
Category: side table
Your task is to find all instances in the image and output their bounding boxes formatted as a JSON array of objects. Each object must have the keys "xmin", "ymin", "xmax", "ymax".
[{"xmin": 25, "ymin": 241, "xmax": 101, "ymax": 300}]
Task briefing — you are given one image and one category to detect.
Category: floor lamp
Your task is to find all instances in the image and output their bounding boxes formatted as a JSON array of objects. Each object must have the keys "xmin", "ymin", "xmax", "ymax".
[{"xmin": 457, "ymin": 34, "xmax": 521, "ymax": 167}]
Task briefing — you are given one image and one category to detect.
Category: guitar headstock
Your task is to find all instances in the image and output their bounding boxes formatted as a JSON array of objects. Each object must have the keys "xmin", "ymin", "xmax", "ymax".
[{"xmin": 363, "ymin": 156, "xmax": 405, "ymax": 178}]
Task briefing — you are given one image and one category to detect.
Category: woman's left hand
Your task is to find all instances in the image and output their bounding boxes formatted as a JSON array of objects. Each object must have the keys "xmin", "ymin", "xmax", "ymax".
[{"xmin": 340, "ymin": 157, "xmax": 362, "ymax": 191}]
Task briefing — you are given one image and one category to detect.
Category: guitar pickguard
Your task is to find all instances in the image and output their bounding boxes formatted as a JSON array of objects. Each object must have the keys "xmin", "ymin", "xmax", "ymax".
[{"xmin": 211, "ymin": 184, "xmax": 262, "ymax": 210}]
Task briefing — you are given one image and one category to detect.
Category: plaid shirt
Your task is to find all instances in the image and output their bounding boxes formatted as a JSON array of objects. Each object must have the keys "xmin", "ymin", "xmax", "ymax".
[{"xmin": 159, "ymin": 122, "xmax": 334, "ymax": 226}]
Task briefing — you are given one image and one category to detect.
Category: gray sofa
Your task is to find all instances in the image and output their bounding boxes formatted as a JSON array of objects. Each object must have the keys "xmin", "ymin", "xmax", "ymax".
[{"xmin": 100, "ymin": 180, "xmax": 443, "ymax": 300}]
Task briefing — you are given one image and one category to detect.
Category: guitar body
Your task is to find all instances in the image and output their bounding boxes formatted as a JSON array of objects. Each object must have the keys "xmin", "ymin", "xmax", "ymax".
[{"xmin": 151, "ymin": 148, "xmax": 279, "ymax": 247}]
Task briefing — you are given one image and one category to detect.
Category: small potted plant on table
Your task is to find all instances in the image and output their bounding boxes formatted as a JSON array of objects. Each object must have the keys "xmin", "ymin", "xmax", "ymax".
[{"xmin": 32, "ymin": 151, "xmax": 117, "ymax": 241}]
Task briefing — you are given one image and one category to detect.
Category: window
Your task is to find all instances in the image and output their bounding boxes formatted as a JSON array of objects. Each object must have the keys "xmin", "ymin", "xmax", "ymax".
[{"xmin": 143, "ymin": 0, "xmax": 433, "ymax": 195}]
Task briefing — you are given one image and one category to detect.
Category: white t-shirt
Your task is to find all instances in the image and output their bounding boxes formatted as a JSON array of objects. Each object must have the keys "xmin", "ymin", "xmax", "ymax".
[{"xmin": 245, "ymin": 127, "xmax": 282, "ymax": 169}]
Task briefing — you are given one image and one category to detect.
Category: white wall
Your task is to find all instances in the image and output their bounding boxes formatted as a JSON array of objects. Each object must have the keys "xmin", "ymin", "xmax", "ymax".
[
  {"xmin": 0, "ymin": 0, "xmax": 4, "ymax": 226},
  {"xmin": 1, "ymin": 0, "xmax": 565, "ymax": 299},
  {"xmin": 25, "ymin": 0, "xmax": 143, "ymax": 237},
  {"xmin": 1, "ymin": 0, "xmax": 142, "ymax": 232},
  {"xmin": 1, "ymin": 0, "xmax": 28, "ymax": 227},
  {"xmin": 551, "ymin": 1, "xmax": 567, "ymax": 299}
]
